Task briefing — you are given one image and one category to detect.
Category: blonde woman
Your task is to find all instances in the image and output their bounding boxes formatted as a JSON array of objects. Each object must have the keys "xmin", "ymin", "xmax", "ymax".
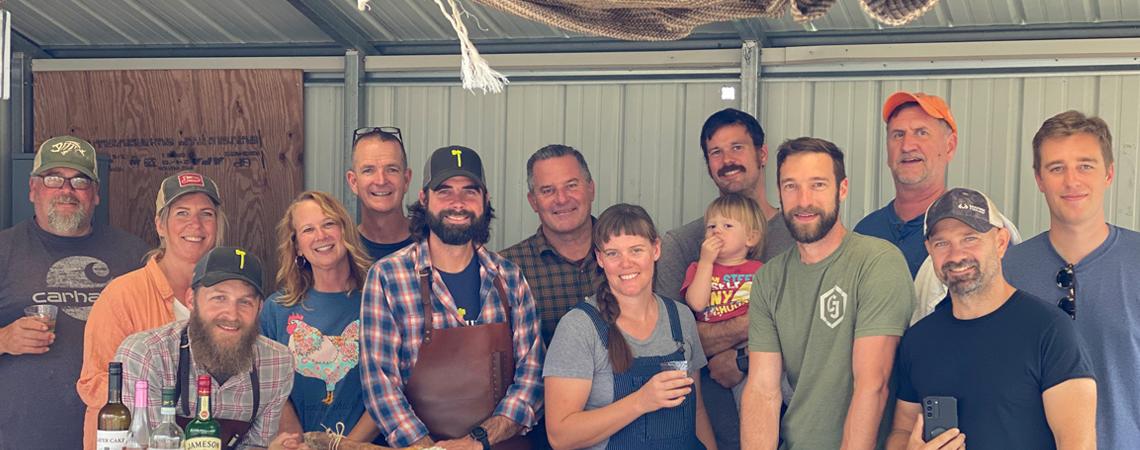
[
  {"xmin": 77, "ymin": 171, "xmax": 224, "ymax": 450},
  {"xmin": 259, "ymin": 191, "xmax": 382, "ymax": 444}
]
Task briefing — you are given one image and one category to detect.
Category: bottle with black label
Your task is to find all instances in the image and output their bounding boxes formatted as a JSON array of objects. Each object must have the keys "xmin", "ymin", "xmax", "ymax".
[{"xmin": 97, "ymin": 362, "xmax": 132, "ymax": 449}]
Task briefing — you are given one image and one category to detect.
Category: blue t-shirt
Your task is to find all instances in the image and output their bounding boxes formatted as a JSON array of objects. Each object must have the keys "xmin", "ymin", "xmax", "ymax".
[
  {"xmin": 360, "ymin": 233, "xmax": 414, "ymax": 262},
  {"xmin": 260, "ymin": 288, "xmax": 382, "ymax": 443},
  {"xmin": 854, "ymin": 200, "xmax": 925, "ymax": 278},
  {"xmin": 439, "ymin": 257, "xmax": 483, "ymax": 325},
  {"xmin": 1004, "ymin": 225, "xmax": 1140, "ymax": 449},
  {"xmin": 896, "ymin": 290, "xmax": 1093, "ymax": 450}
]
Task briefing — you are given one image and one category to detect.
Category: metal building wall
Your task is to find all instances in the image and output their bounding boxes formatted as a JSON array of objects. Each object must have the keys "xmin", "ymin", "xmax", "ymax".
[
  {"xmin": 304, "ymin": 81, "xmax": 740, "ymax": 251},
  {"xmin": 760, "ymin": 74, "xmax": 1140, "ymax": 238}
]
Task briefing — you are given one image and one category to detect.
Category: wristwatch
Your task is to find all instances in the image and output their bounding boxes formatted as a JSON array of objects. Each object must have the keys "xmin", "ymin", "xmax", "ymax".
[
  {"xmin": 470, "ymin": 426, "xmax": 491, "ymax": 450},
  {"xmin": 736, "ymin": 347, "xmax": 749, "ymax": 373}
]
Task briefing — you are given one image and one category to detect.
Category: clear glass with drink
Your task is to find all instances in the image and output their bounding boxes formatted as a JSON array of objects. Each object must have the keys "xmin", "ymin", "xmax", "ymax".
[{"xmin": 24, "ymin": 304, "xmax": 58, "ymax": 333}]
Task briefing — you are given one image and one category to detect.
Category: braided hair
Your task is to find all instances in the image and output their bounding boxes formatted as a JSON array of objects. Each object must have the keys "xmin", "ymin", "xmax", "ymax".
[{"xmin": 592, "ymin": 203, "xmax": 659, "ymax": 373}]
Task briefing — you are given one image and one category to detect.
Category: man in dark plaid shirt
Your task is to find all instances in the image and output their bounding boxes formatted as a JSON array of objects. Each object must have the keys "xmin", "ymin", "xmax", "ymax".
[{"xmin": 500, "ymin": 145, "xmax": 603, "ymax": 348}]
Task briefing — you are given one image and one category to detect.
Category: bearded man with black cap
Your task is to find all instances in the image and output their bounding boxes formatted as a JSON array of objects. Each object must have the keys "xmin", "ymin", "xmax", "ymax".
[
  {"xmin": 886, "ymin": 188, "xmax": 1096, "ymax": 450},
  {"xmin": 115, "ymin": 246, "xmax": 305, "ymax": 450},
  {"xmin": 360, "ymin": 146, "xmax": 543, "ymax": 450}
]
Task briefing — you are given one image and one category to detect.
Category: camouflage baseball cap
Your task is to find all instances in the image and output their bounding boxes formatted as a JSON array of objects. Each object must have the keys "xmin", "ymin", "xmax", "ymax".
[{"xmin": 33, "ymin": 136, "xmax": 99, "ymax": 182}]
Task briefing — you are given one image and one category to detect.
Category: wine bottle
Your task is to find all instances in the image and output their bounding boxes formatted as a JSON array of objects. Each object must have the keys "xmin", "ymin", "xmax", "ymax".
[
  {"xmin": 97, "ymin": 362, "xmax": 132, "ymax": 450},
  {"xmin": 149, "ymin": 387, "xmax": 184, "ymax": 450},
  {"xmin": 181, "ymin": 375, "xmax": 221, "ymax": 449},
  {"xmin": 124, "ymin": 379, "xmax": 151, "ymax": 449}
]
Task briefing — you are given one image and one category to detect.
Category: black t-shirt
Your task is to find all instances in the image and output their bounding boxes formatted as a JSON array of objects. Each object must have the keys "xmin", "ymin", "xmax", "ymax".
[
  {"xmin": 439, "ymin": 256, "xmax": 482, "ymax": 325},
  {"xmin": 360, "ymin": 233, "xmax": 414, "ymax": 261},
  {"xmin": 896, "ymin": 290, "xmax": 1094, "ymax": 450}
]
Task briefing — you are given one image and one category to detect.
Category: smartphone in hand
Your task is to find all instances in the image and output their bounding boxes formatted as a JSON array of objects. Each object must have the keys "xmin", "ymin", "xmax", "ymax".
[{"xmin": 922, "ymin": 396, "xmax": 958, "ymax": 442}]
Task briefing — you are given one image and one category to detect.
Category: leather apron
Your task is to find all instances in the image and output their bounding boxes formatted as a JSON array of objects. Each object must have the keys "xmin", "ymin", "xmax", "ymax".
[
  {"xmin": 173, "ymin": 328, "xmax": 259, "ymax": 450},
  {"xmin": 404, "ymin": 267, "xmax": 530, "ymax": 450},
  {"xmin": 576, "ymin": 300, "xmax": 704, "ymax": 450}
]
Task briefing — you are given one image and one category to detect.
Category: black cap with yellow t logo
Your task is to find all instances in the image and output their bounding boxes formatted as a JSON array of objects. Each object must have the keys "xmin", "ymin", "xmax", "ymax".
[
  {"xmin": 422, "ymin": 146, "xmax": 486, "ymax": 190},
  {"xmin": 191, "ymin": 246, "xmax": 264, "ymax": 298}
]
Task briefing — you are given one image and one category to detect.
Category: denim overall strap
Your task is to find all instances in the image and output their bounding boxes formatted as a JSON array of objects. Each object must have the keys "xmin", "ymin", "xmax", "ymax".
[{"xmin": 574, "ymin": 300, "xmax": 704, "ymax": 450}]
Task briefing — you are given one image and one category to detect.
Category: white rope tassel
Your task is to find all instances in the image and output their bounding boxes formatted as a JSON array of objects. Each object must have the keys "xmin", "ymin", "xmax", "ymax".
[{"xmin": 433, "ymin": 0, "xmax": 509, "ymax": 94}]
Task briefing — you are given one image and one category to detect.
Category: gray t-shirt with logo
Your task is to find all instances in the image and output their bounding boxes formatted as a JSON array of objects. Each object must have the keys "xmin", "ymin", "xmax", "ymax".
[
  {"xmin": 749, "ymin": 232, "xmax": 914, "ymax": 449},
  {"xmin": 0, "ymin": 219, "xmax": 148, "ymax": 448}
]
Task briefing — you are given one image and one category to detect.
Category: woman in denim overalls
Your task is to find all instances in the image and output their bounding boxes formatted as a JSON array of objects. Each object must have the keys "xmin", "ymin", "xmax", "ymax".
[{"xmin": 543, "ymin": 204, "xmax": 717, "ymax": 450}]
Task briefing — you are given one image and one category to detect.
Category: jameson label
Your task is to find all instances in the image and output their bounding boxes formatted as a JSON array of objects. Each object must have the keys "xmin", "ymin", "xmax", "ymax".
[
  {"xmin": 96, "ymin": 430, "xmax": 130, "ymax": 450},
  {"xmin": 183, "ymin": 437, "xmax": 222, "ymax": 449}
]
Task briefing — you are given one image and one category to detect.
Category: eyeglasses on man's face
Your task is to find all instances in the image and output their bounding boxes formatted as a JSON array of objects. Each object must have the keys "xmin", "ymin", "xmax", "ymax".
[{"xmin": 35, "ymin": 174, "xmax": 94, "ymax": 191}]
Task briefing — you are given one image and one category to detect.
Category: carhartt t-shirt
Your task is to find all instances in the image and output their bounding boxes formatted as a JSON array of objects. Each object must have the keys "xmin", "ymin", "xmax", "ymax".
[
  {"xmin": 0, "ymin": 219, "xmax": 147, "ymax": 448},
  {"xmin": 749, "ymin": 232, "xmax": 914, "ymax": 449}
]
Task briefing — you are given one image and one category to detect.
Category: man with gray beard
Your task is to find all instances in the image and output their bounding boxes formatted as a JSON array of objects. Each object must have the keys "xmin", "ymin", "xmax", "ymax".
[
  {"xmin": 0, "ymin": 136, "xmax": 148, "ymax": 448},
  {"xmin": 115, "ymin": 246, "xmax": 306, "ymax": 450}
]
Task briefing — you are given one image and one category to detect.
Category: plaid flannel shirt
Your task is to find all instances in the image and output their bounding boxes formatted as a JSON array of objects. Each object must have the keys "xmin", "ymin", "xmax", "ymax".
[
  {"xmin": 114, "ymin": 320, "xmax": 294, "ymax": 449},
  {"xmin": 500, "ymin": 225, "xmax": 603, "ymax": 346},
  {"xmin": 360, "ymin": 239, "xmax": 545, "ymax": 447}
]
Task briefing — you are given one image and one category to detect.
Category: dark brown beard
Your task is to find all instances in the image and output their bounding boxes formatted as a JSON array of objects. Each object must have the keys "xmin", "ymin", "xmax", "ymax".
[{"xmin": 187, "ymin": 310, "xmax": 258, "ymax": 381}]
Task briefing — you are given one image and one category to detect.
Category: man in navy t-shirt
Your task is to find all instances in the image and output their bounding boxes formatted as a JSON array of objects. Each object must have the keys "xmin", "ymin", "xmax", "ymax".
[
  {"xmin": 886, "ymin": 188, "xmax": 1096, "ymax": 450},
  {"xmin": 346, "ymin": 127, "xmax": 415, "ymax": 260},
  {"xmin": 855, "ymin": 92, "xmax": 958, "ymax": 278}
]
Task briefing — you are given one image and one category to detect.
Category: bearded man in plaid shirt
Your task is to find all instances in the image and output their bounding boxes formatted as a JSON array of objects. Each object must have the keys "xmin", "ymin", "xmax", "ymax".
[{"xmin": 361, "ymin": 145, "xmax": 544, "ymax": 450}]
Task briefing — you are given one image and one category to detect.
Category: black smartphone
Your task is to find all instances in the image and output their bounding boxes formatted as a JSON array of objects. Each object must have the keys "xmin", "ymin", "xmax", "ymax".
[{"xmin": 922, "ymin": 396, "xmax": 958, "ymax": 442}]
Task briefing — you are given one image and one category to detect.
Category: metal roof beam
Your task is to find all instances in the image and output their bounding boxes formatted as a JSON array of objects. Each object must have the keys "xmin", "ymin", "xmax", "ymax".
[
  {"xmin": 285, "ymin": 0, "xmax": 379, "ymax": 56},
  {"xmin": 37, "ymin": 43, "xmax": 348, "ymax": 59},
  {"xmin": 10, "ymin": 30, "xmax": 50, "ymax": 59},
  {"xmin": 766, "ymin": 21, "xmax": 1140, "ymax": 47}
]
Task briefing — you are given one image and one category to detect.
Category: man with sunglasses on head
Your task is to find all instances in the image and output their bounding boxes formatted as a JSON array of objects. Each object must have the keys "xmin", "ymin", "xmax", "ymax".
[
  {"xmin": 887, "ymin": 187, "xmax": 1096, "ymax": 450},
  {"xmin": 346, "ymin": 127, "xmax": 415, "ymax": 261},
  {"xmin": 1003, "ymin": 110, "xmax": 1140, "ymax": 449},
  {"xmin": 0, "ymin": 136, "xmax": 148, "ymax": 448}
]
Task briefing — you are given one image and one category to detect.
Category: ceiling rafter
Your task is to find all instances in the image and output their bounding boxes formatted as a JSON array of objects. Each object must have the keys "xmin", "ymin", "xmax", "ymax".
[{"xmin": 285, "ymin": 0, "xmax": 380, "ymax": 55}]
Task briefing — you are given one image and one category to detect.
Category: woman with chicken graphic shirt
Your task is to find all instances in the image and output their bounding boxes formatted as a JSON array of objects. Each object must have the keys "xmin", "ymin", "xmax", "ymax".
[{"xmin": 259, "ymin": 191, "xmax": 384, "ymax": 444}]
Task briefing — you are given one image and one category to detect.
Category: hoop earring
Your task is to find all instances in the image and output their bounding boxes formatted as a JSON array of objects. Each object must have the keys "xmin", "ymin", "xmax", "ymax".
[{"xmin": 296, "ymin": 255, "xmax": 309, "ymax": 268}]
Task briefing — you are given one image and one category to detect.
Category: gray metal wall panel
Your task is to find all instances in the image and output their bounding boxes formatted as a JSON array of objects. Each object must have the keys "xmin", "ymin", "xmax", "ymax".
[
  {"xmin": 299, "ymin": 81, "xmax": 739, "ymax": 251},
  {"xmin": 304, "ymin": 85, "xmax": 345, "ymax": 197},
  {"xmin": 760, "ymin": 74, "xmax": 1140, "ymax": 241}
]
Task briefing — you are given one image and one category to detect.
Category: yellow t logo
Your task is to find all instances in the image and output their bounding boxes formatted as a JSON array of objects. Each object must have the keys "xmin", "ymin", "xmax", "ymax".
[
  {"xmin": 451, "ymin": 149, "xmax": 463, "ymax": 167},
  {"xmin": 235, "ymin": 248, "xmax": 247, "ymax": 269}
]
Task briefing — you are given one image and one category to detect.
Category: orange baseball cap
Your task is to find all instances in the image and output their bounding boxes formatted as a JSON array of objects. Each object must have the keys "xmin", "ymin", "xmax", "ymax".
[{"xmin": 882, "ymin": 91, "xmax": 957, "ymax": 134}]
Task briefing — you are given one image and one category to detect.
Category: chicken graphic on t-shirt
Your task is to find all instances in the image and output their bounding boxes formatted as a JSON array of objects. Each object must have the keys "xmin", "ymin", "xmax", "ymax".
[{"xmin": 286, "ymin": 314, "xmax": 361, "ymax": 405}]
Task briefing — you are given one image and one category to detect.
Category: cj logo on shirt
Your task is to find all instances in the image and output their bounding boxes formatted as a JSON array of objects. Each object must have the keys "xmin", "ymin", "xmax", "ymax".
[
  {"xmin": 819, "ymin": 285, "xmax": 848, "ymax": 329},
  {"xmin": 32, "ymin": 255, "xmax": 114, "ymax": 321}
]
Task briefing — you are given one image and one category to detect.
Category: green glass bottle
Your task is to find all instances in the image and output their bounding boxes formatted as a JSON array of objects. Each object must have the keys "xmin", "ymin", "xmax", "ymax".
[
  {"xmin": 181, "ymin": 375, "xmax": 221, "ymax": 449},
  {"xmin": 97, "ymin": 362, "xmax": 132, "ymax": 449}
]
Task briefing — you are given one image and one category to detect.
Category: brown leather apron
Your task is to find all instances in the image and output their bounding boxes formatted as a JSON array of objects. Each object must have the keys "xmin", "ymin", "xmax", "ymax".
[{"xmin": 404, "ymin": 267, "xmax": 530, "ymax": 450}]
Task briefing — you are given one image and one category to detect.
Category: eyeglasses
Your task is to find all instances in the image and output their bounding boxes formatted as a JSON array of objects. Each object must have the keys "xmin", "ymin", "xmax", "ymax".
[
  {"xmin": 34, "ymin": 174, "xmax": 94, "ymax": 191},
  {"xmin": 1056, "ymin": 264, "xmax": 1076, "ymax": 319},
  {"xmin": 352, "ymin": 126, "xmax": 402, "ymax": 146}
]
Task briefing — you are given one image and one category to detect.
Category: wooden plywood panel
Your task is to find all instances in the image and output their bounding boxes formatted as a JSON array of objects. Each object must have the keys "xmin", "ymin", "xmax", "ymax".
[{"xmin": 34, "ymin": 70, "xmax": 304, "ymax": 291}]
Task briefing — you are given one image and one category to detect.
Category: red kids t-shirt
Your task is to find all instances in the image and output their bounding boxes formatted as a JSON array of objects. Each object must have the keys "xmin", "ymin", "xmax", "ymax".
[{"xmin": 680, "ymin": 260, "xmax": 763, "ymax": 322}]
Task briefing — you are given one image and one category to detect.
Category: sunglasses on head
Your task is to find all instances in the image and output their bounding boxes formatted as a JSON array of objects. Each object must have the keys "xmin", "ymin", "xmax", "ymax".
[
  {"xmin": 1056, "ymin": 263, "xmax": 1076, "ymax": 319},
  {"xmin": 352, "ymin": 126, "xmax": 402, "ymax": 146}
]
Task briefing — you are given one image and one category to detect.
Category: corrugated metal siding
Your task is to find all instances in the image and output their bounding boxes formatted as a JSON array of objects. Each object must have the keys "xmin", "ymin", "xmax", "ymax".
[
  {"xmin": 14, "ymin": 0, "xmax": 1139, "ymax": 49},
  {"xmin": 760, "ymin": 74, "xmax": 1140, "ymax": 238},
  {"xmin": 303, "ymin": 81, "xmax": 737, "ymax": 251},
  {"xmin": 8, "ymin": 0, "xmax": 331, "ymax": 46},
  {"xmin": 304, "ymin": 85, "xmax": 345, "ymax": 197}
]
